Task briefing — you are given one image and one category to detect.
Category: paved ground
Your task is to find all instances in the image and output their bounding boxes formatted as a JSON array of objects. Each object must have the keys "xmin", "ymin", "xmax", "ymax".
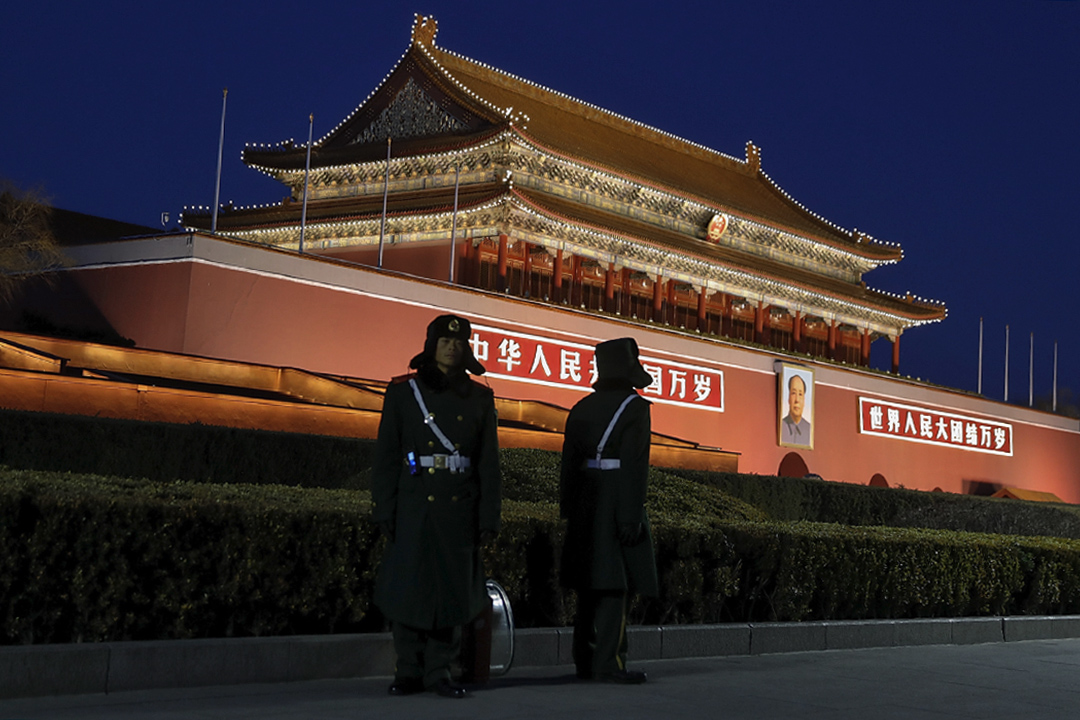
[{"xmin": 2, "ymin": 637, "xmax": 1079, "ymax": 719}]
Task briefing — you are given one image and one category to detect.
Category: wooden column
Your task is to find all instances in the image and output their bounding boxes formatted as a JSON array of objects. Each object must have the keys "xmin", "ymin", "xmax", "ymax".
[
  {"xmin": 652, "ymin": 275, "xmax": 664, "ymax": 322},
  {"xmin": 604, "ymin": 263, "xmax": 615, "ymax": 312},
  {"xmin": 793, "ymin": 311, "xmax": 804, "ymax": 352},
  {"xmin": 621, "ymin": 268, "xmax": 632, "ymax": 316},
  {"xmin": 521, "ymin": 241, "xmax": 532, "ymax": 298},
  {"xmin": 827, "ymin": 320, "xmax": 838, "ymax": 361},
  {"xmin": 861, "ymin": 329, "xmax": 872, "ymax": 366},
  {"xmin": 496, "ymin": 234, "xmax": 509, "ymax": 293},
  {"xmin": 571, "ymin": 255, "xmax": 583, "ymax": 306},
  {"xmin": 696, "ymin": 287, "xmax": 708, "ymax": 331},
  {"xmin": 754, "ymin": 301, "xmax": 765, "ymax": 344},
  {"xmin": 474, "ymin": 240, "xmax": 485, "ymax": 288},
  {"xmin": 462, "ymin": 240, "xmax": 475, "ymax": 287},
  {"xmin": 666, "ymin": 280, "xmax": 677, "ymax": 325},
  {"xmin": 891, "ymin": 335, "xmax": 901, "ymax": 374},
  {"xmin": 720, "ymin": 293, "xmax": 733, "ymax": 337},
  {"xmin": 553, "ymin": 248, "xmax": 564, "ymax": 302}
]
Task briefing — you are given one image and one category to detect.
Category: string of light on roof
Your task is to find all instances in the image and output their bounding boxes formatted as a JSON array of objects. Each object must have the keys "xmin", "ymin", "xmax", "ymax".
[
  {"xmin": 181, "ymin": 199, "xmax": 287, "ymax": 214},
  {"xmin": 757, "ymin": 167, "xmax": 902, "ymax": 250},
  {"xmin": 227, "ymin": 195, "xmax": 508, "ymax": 238},
  {"xmin": 244, "ymin": 131, "xmax": 511, "ymax": 179},
  {"xmin": 313, "ymin": 47, "xmax": 414, "ymax": 147},
  {"xmin": 415, "ymin": 44, "xmax": 527, "ymax": 126}
]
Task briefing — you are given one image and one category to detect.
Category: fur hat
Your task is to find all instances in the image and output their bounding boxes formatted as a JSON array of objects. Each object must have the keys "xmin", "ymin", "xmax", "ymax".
[
  {"xmin": 593, "ymin": 337, "xmax": 652, "ymax": 389},
  {"xmin": 409, "ymin": 314, "xmax": 485, "ymax": 375}
]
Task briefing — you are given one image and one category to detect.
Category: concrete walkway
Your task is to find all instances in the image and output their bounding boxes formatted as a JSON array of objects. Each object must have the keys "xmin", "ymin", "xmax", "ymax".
[
  {"xmin": 6, "ymin": 616, "xmax": 1080, "ymax": 699},
  {"xmin": 2, "ymin": 638, "xmax": 1080, "ymax": 719}
]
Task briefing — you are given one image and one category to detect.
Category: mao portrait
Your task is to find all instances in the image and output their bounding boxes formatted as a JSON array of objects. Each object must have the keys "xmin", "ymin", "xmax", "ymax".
[{"xmin": 777, "ymin": 365, "xmax": 814, "ymax": 449}]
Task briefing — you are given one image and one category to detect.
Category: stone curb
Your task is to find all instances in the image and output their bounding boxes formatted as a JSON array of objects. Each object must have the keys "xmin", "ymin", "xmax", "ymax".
[{"xmin": 3, "ymin": 616, "xmax": 1080, "ymax": 699}]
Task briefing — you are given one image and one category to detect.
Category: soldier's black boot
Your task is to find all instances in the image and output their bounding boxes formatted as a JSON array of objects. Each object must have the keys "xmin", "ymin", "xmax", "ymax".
[
  {"xmin": 598, "ymin": 669, "xmax": 647, "ymax": 685},
  {"xmin": 388, "ymin": 677, "xmax": 424, "ymax": 695},
  {"xmin": 433, "ymin": 679, "xmax": 468, "ymax": 698}
]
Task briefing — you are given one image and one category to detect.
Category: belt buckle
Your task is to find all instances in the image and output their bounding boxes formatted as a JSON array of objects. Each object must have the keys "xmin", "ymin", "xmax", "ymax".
[{"xmin": 433, "ymin": 455, "xmax": 448, "ymax": 470}]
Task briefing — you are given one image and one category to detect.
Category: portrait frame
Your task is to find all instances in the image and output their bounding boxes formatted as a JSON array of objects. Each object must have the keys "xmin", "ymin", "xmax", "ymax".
[{"xmin": 776, "ymin": 363, "xmax": 815, "ymax": 449}]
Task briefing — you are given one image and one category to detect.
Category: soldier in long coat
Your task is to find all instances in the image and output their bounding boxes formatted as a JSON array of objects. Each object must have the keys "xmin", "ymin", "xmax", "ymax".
[
  {"xmin": 372, "ymin": 314, "xmax": 501, "ymax": 699},
  {"xmin": 560, "ymin": 337, "xmax": 659, "ymax": 684}
]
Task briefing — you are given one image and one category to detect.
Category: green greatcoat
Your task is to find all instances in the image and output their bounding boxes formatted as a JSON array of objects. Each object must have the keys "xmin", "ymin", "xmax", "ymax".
[
  {"xmin": 372, "ymin": 371, "xmax": 501, "ymax": 630},
  {"xmin": 559, "ymin": 388, "xmax": 659, "ymax": 597}
]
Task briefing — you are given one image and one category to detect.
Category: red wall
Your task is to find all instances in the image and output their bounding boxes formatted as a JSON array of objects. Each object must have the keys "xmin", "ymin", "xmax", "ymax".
[{"xmin": 42, "ymin": 235, "xmax": 1080, "ymax": 503}]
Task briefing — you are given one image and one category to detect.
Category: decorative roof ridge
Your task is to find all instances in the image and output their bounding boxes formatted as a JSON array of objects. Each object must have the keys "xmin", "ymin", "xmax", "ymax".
[
  {"xmin": 507, "ymin": 188, "xmax": 944, "ymax": 323},
  {"xmin": 505, "ymin": 127, "xmax": 900, "ymax": 265},
  {"xmin": 420, "ymin": 23, "xmax": 746, "ymax": 170}
]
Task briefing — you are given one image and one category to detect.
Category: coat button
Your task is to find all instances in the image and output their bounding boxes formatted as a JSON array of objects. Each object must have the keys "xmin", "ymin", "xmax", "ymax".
[
  {"xmin": 428, "ymin": 441, "xmax": 435, "ymax": 448},
  {"xmin": 452, "ymin": 495, "xmax": 459, "ymax": 502},
  {"xmin": 454, "ymin": 443, "xmax": 461, "ymax": 450},
  {"xmin": 457, "ymin": 415, "xmax": 463, "ymax": 421},
  {"xmin": 427, "ymin": 495, "xmax": 435, "ymax": 502},
  {"xmin": 428, "ymin": 468, "xmax": 435, "ymax": 475}
]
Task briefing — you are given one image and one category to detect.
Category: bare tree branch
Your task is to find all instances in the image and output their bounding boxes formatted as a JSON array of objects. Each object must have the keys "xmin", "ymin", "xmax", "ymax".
[{"xmin": 0, "ymin": 179, "xmax": 68, "ymax": 301}]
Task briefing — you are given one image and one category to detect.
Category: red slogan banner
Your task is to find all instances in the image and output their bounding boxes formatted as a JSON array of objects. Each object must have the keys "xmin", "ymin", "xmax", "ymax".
[
  {"xmin": 858, "ymin": 397, "xmax": 1012, "ymax": 456},
  {"xmin": 471, "ymin": 324, "xmax": 724, "ymax": 412}
]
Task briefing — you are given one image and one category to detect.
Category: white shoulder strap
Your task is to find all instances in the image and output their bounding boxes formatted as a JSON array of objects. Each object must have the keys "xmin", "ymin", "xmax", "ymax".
[
  {"xmin": 408, "ymin": 379, "xmax": 459, "ymax": 456},
  {"xmin": 595, "ymin": 394, "xmax": 637, "ymax": 464}
]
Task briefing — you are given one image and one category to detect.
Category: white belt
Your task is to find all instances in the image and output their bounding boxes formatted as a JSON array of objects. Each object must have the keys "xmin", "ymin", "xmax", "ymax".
[
  {"xmin": 585, "ymin": 459, "xmax": 621, "ymax": 470},
  {"xmin": 419, "ymin": 454, "xmax": 471, "ymax": 473}
]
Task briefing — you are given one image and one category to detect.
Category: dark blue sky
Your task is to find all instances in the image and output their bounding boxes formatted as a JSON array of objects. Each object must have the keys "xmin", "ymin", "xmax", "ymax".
[{"xmin": 3, "ymin": 1, "xmax": 1078, "ymax": 404}]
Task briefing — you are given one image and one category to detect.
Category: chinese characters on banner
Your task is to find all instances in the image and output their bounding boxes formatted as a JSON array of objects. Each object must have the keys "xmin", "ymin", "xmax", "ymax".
[
  {"xmin": 858, "ymin": 397, "xmax": 1013, "ymax": 456},
  {"xmin": 471, "ymin": 324, "xmax": 724, "ymax": 412}
]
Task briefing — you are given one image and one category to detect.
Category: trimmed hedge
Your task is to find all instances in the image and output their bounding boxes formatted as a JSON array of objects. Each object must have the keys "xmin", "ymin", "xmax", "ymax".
[
  {"xmin": 0, "ymin": 409, "xmax": 372, "ymax": 490},
  {"xmin": 0, "ymin": 469, "xmax": 378, "ymax": 644},
  {"xmin": 5, "ymin": 460, "xmax": 1080, "ymax": 645},
  {"xmin": 4, "ymin": 407, "xmax": 1078, "ymax": 541},
  {"xmin": 671, "ymin": 468, "xmax": 1080, "ymax": 540}
]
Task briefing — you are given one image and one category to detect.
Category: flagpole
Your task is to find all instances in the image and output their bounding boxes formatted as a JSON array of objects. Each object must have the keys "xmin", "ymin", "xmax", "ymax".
[
  {"xmin": 1004, "ymin": 324, "xmax": 1010, "ymax": 402},
  {"xmin": 1053, "ymin": 341, "xmax": 1058, "ymax": 413},
  {"xmin": 212, "ymin": 88, "xmax": 228, "ymax": 233},
  {"xmin": 299, "ymin": 113, "xmax": 313, "ymax": 254},
  {"xmin": 977, "ymin": 316, "xmax": 983, "ymax": 395},
  {"xmin": 1028, "ymin": 332, "xmax": 1034, "ymax": 407},
  {"xmin": 378, "ymin": 137, "xmax": 391, "ymax": 268},
  {"xmin": 449, "ymin": 163, "xmax": 460, "ymax": 283}
]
